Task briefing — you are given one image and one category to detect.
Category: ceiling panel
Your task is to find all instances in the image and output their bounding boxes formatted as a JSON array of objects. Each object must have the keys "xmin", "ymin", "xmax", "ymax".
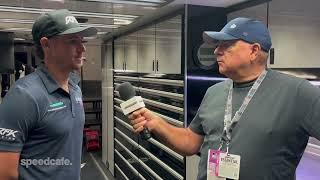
[
  {"xmin": 0, "ymin": 0, "xmax": 169, "ymax": 40},
  {"xmin": 0, "ymin": 0, "xmax": 251, "ymax": 41},
  {"xmin": 171, "ymin": 0, "xmax": 249, "ymax": 7}
]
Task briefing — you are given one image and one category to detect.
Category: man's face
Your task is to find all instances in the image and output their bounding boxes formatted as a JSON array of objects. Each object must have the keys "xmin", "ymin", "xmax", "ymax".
[
  {"xmin": 47, "ymin": 34, "xmax": 86, "ymax": 71},
  {"xmin": 214, "ymin": 40, "xmax": 253, "ymax": 76}
]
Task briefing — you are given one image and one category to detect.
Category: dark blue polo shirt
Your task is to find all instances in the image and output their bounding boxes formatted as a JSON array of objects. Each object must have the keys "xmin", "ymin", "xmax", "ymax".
[{"xmin": 0, "ymin": 65, "xmax": 85, "ymax": 180}]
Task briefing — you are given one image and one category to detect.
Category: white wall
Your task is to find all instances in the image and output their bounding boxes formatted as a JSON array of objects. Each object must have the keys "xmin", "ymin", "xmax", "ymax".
[
  {"xmin": 268, "ymin": 0, "xmax": 320, "ymax": 68},
  {"xmin": 227, "ymin": 3, "xmax": 268, "ymax": 24},
  {"xmin": 228, "ymin": 0, "xmax": 320, "ymax": 68}
]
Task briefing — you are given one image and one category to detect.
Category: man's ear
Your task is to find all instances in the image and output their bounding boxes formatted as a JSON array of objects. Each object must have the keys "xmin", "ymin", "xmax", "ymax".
[
  {"xmin": 39, "ymin": 37, "xmax": 50, "ymax": 49},
  {"xmin": 250, "ymin": 43, "xmax": 261, "ymax": 61}
]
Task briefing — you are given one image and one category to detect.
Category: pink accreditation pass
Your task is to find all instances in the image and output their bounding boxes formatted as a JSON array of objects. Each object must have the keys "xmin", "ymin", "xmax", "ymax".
[{"xmin": 207, "ymin": 149, "xmax": 226, "ymax": 180}]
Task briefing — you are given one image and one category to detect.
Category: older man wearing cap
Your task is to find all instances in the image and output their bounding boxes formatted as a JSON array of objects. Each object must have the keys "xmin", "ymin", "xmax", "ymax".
[
  {"xmin": 128, "ymin": 17, "xmax": 320, "ymax": 180},
  {"xmin": 0, "ymin": 9, "xmax": 97, "ymax": 180}
]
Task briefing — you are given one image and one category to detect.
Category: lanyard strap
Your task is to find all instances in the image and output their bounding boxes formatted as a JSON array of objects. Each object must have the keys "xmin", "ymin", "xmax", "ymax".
[{"xmin": 221, "ymin": 70, "xmax": 268, "ymax": 146}]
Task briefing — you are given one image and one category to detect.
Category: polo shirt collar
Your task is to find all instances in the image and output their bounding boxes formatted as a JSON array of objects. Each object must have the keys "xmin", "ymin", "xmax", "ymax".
[
  {"xmin": 36, "ymin": 63, "xmax": 79, "ymax": 94},
  {"xmin": 36, "ymin": 64, "xmax": 60, "ymax": 94}
]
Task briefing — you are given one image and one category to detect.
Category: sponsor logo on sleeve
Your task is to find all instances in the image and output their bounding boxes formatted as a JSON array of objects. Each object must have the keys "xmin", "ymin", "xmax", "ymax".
[
  {"xmin": 0, "ymin": 128, "xmax": 18, "ymax": 141},
  {"xmin": 75, "ymin": 97, "xmax": 83, "ymax": 105}
]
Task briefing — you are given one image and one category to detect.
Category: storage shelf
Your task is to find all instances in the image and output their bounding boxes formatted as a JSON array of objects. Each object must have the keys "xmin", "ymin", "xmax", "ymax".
[
  {"xmin": 113, "ymin": 72, "xmax": 185, "ymax": 180},
  {"xmin": 83, "ymin": 98, "xmax": 102, "ymax": 129}
]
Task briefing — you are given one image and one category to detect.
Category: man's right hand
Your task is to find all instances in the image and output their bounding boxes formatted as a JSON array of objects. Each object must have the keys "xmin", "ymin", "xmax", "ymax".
[
  {"xmin": 0, "ymin": 151, "xmax": 19, "ymax": 180},
  {"xmin": 129, "ymin": 107, "xmax": 203, "ymax": 156},
  {"xmin": 128, "ymin": 107, "xmax": 161, "ymax": 134}
]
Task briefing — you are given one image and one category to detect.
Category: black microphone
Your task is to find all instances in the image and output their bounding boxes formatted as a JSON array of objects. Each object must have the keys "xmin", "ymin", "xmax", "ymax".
[{"xmin": 116, "ymin": 82, "xmax": 151, "ymax": 140}]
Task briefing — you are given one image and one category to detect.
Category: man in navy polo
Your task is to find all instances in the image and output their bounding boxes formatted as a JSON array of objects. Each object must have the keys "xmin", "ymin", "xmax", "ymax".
[{"xmin": 0, "ymin": 9, "xmax": 97, "ymax": 179}]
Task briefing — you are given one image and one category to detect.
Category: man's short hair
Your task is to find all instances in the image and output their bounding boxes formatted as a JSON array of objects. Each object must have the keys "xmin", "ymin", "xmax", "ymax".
[{"xmin": 34, "ymin": 44, "xmax": 44, "ymax": 59}]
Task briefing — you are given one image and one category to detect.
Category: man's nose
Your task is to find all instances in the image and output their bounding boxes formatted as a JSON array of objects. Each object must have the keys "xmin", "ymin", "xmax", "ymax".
[
  {"xmin": 214, "ymin": 46, "xmax": 221, "ymax": 56},
  {"xmin": 78, "ymin": 43, "xmax": 86, "ymax": 53}
]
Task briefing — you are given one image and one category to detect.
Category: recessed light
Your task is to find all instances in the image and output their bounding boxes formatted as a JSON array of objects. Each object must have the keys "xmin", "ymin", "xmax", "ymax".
[
  {"xmin": 87, "ymin": 0, "xmax": 163, "ymax": 7},
  {"xmin": 1, "ymin": 28, "xmax": 31, "ymax": 32},
  {"xmin": 114, "ymin": 19, "xmax": 132, "ymax": 25},
  {"xmin": 113, "ymin": 4, "xmax": 124, "ymax": 8},
  {"xmin": 14, "ymin": 38, "xmax": 26, "ymax": 41},
  {"xmin": 142, "ymin": 7, "xmax": 157, "ymax": 10}
]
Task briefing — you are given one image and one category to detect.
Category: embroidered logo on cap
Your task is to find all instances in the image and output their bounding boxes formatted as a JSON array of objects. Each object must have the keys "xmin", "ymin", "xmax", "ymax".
[{"xmin": 65, "ymin": 16, "xmax": 78, "ymax": 25}]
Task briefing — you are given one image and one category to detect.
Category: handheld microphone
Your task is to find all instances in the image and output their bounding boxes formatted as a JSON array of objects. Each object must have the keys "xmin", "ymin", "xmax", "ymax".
[{"xmin": 116, "ymin": 82, "xmax": 151, "ymax": 140}]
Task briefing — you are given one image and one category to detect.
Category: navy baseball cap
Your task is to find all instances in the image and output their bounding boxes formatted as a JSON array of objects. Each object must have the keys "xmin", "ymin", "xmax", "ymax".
[
  {"xmin": 203, "ymin": 17, "xmax": 272, "ymax": 52},
  {"xmin": 32, "ymin": 9, "xmax": 97, "ymax": 45}
]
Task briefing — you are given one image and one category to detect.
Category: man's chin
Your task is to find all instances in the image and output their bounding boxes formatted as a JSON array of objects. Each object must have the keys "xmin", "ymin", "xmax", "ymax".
[
  {"xmin": 218, "ymin": 67, "xmax": 227, "ymax": 76},
  {"xmin": 72, "ymin": 64, "xmax": 83, "ymax": 71},
  {"xmin": 217, "ymin": 65, "xmax": 223, "ymax": 72}
]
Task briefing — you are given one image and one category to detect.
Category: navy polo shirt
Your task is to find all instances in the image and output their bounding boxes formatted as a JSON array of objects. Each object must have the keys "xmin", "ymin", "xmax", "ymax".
[{"xmin": 0, "ymin": 65, "xmax": 85, "ymax": 180}]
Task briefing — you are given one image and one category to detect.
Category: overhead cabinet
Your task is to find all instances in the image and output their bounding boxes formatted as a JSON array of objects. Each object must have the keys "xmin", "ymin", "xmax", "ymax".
[
  {"xmin": 124, "ymin": 33, "xmax": 138, "ymax": 72},
  {"xmin": 154, "ymin": 16, "xmax": 182, "ymax": 74},
  {"xmin": 118, "ymin": 15, "xmax": 182, "ymax": 74},
  {"xmin": 114, "ymin": 33, "xmax": 138, "ymax": 72},
  {"xmin": 137, "ymin": 25, "xmax": 155, "ymax": 74},
  {"xmin": 114, "ymin": 37, "xmax": 124, "ymax": 71}
]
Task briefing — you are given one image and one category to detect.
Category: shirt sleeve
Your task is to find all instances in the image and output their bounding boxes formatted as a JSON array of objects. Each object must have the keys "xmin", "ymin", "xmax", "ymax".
[
  {"xmin": 298, "ymin": 80, "xmax": 320, "ymax": 140},
  {"xmin": 0, "ymin": 85, "xmax": 39, "ymax": 152},
  {"xmin": 188, "ymin": 86, "xmax": 213, "ymax": 136},
  {"xmin": 301, "ymin": 97, "xmax": 320, "ymax": 139}
]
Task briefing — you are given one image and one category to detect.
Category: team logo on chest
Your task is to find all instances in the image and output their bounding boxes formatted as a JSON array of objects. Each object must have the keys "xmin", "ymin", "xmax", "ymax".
[{"xmin": 48, "ymin": 101, "xmax": 67, "ymax": 112}]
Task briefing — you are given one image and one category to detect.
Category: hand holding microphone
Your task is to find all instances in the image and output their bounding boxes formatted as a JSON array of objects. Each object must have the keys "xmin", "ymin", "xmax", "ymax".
[{"xmin": 116, "ymin": 82, "xmax": 152, "ymax": 140}]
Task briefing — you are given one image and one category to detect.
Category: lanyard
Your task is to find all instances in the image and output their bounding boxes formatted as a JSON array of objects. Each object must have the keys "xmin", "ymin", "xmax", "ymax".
[{"xmin": 220, "ymin": 70, "xmax": 268, "ymax": 150}]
